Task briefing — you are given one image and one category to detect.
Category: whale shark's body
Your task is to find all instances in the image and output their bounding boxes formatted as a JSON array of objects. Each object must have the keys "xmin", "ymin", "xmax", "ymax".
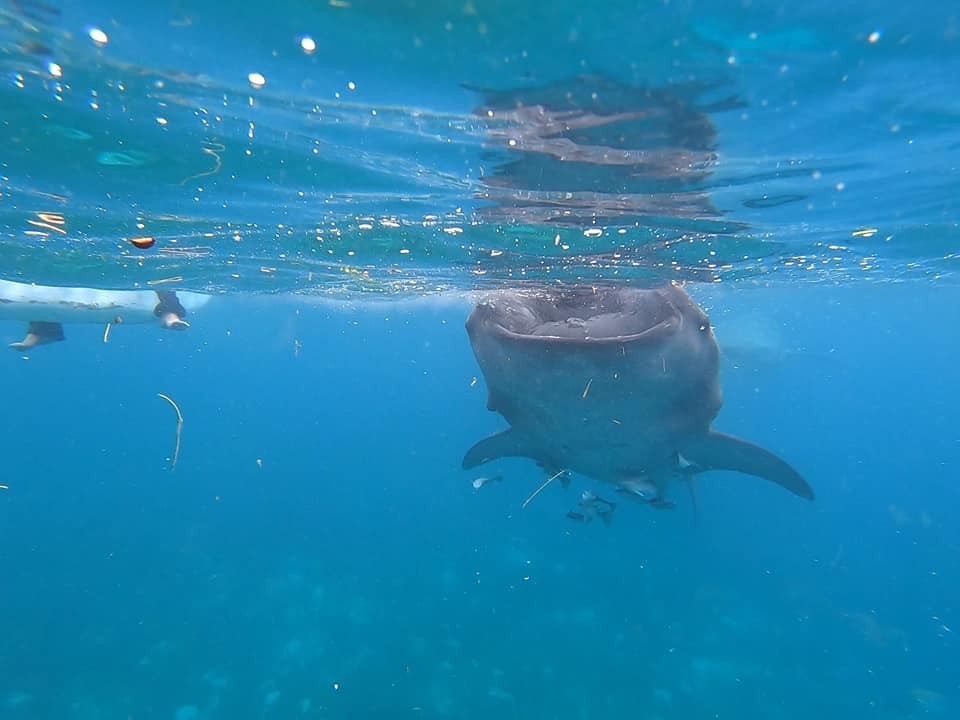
[{"xmin": 462, "ymin": 283, "xmax": 813, "ymax": 505}]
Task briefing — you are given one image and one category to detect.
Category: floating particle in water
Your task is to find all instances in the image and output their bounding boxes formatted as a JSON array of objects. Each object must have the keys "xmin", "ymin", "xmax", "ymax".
[
  {"xmin": 47, "ymin": 61, "xmax": 62, "ymax": 78},
  {"xmin": 129, "ymin": 236, "xmax": 156, "ymax": 249},
  {"xmin": 868, "ymin": 31, "xmax": 881, "ymax": 44},
  {"xmin": 157, "ymin": 394, "xmax": 184, "ymax": 471},
  {"xmin": 347, "ymin": 81, "xmax": 356, "ymax": 91},
  {"xmin": 472, "ymin": 475, "xmax": 502, "ymax": 490},
  {"xmin": 300, "ymin": 36, "xmax": 317, "ymax": 54},
  {"xmin": 248, "ymin": 72, "xmax": 267, "ymax": 89},
  {"xmin": 156, "ymin": 116, "xmax": 168, "ymax": 126},
  {"xmin": 88, "ymin": 27, "xmax": 109, "ymax": 46}
]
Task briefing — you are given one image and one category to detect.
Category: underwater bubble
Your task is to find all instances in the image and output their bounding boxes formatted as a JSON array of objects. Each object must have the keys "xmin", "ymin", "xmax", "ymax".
[{"xmin": 88, "ymin": 27, "xmax": 109, "ymax": 46}]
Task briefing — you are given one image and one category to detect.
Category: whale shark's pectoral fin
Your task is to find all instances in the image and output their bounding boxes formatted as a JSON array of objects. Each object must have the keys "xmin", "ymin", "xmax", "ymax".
[
  {"xmin": 9, "ymin": 321, "xmax": 65, "ymax": 351},
  {"xmin": 682, "ymin": 430, "xmax": 814, "ymax": 500},
  {"xmin": 463, "ymin": 429, "xmax": 531, "ymax": 469}
]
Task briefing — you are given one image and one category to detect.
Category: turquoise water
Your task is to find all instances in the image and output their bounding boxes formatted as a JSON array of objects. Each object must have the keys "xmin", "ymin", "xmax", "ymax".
[{"xmin": 1, "ymin": 1, "xmax": 958, "ymax": 718}]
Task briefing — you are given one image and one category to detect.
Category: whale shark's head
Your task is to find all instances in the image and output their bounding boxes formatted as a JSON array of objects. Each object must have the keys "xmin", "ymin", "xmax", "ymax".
[{"xmin": 466, "ymin": 282, "xmax": 723, "ymax": 428}]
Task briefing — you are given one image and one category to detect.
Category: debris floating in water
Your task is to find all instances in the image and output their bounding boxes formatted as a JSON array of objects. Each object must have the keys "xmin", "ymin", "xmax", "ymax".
[
  {"xmin": 179, "ymin": 140, "xmax": 225, "ymax": 187},
  {"xmin": 300, "ymin": 36, "xmax": 317, "ymax": 54},
  {"xmin": 0, "ymin": 484, "xmax": 9, "ymax": 490},
  {"xmin": 157, "ymin": 393, "xmax": 184, "ymax": 471},
  {"xmin": 129, "ymin": 236, "xmax": 156, "ymax": 249},
  {"xmin": 27, "ymin": 211, "xmax": 67, "ymax": 235},
  {"xmin": 522, "ymin": 470, "xmax": 567, "ymax": 510},
  {"xmin": 582, "ymin": 378, "xmax": 593, "ymax": 399},
  {"xmin": 248, "ymin": 72, "xmax": 267, "ymax": 89},
  {"xmin": 103, "ymin": 316, "xmax": 123, "ymax": 343}
]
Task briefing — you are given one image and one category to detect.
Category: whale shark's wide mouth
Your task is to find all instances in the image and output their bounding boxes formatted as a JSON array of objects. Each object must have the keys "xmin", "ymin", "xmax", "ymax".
[{"xmin": 474, "ymin": 286, "xmax": 685, "ymax": 346}]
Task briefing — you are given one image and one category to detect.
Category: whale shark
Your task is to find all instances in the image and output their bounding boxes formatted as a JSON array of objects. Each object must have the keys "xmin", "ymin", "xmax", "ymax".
[
  {"xmin": 0, "ymin": 279, "xmax": 211, "ymax": 350},
  {"xmin": 462, "ymin": 283, "xmax": 813, "ymax": 507}
]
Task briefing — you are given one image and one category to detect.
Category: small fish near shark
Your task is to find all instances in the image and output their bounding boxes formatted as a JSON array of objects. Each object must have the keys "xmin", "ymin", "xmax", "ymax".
[
  {"xmin": 0, "ymin": 279, "xmax": 210, "ymax": 351},
  {"xmin": 567, "ymin": 490, "xmax": 617, "ymax": 526},
  {"xmin": 462, "ymin": 282, "xmax": 814, "ymax": 516}
]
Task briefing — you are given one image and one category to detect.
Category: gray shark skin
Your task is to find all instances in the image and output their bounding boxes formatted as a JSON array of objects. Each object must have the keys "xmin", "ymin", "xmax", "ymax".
[{"xmin": 462, "ymin": 283, "xmax": 813, "ymax": 503}]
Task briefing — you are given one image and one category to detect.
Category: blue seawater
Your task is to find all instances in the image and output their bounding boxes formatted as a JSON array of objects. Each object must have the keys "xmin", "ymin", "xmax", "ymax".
[{"xmin": 0, "ymin": 1, "xmax": 958, "ymax": 719}]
